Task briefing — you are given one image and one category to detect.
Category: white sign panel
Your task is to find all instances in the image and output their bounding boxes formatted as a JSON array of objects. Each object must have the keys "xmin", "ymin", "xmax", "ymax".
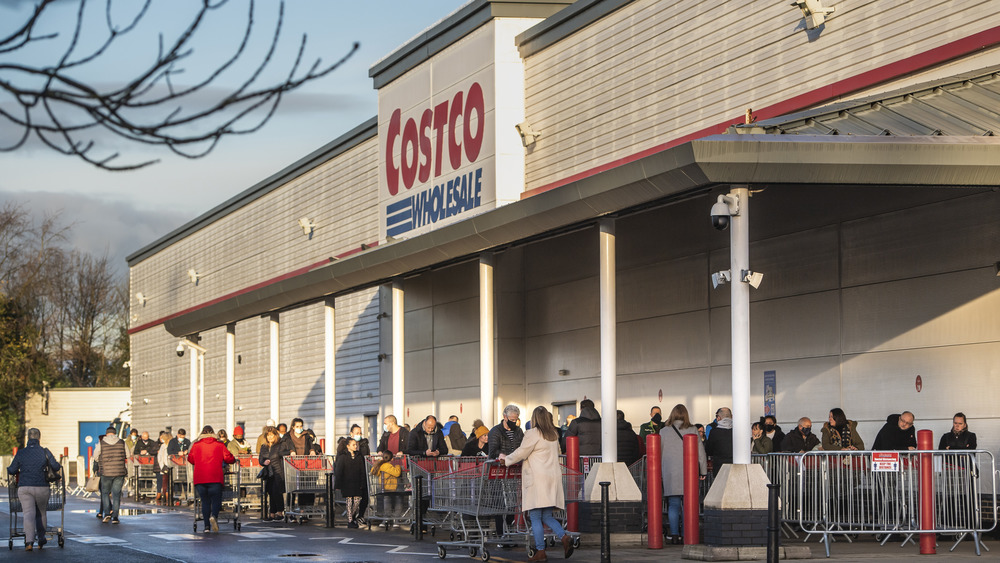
[{"xmin": 377, "ymin": 19, "xmax": 535, "ymax": 241}]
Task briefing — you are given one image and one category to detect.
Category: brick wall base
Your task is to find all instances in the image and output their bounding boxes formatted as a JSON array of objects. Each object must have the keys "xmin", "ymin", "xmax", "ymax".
[{"xmin": 703, "ymin": 508, "xmax": 768, "ymax": 546}]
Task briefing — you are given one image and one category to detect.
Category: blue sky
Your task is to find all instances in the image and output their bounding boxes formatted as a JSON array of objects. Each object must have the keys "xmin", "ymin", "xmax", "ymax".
[{"xmin": 0, "ymin": 0, "xmax": 469, "ymax": 272}]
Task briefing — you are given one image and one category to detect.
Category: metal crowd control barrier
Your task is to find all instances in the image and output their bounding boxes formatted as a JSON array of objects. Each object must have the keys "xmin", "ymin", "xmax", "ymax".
[{"xmin": 793, "ymin": 450, "xmax": 997, "ymax": 557}]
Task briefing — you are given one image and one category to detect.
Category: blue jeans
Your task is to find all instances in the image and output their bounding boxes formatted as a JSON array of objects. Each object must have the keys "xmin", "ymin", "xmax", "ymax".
[
  {"xmin": 195, "ymin": 482, "xmax": 223, "ymax": 525},
  {"xmin": 666, "ymin": 495, "xmax": 683, "ymax": 535},
  {"xmin": 528, "ymin": 507, "xmax": 565, "ymax": 551},
  {"xmin": 99, "ymin": 476, "xmax": 125, "ymax": 519}
]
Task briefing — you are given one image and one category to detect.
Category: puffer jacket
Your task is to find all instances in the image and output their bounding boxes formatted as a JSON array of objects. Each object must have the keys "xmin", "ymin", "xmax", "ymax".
[
  {"xmin": 188, "ymin": 434, "xmax": 236, "ymax": 485},
  {"xmin": 616, "ymin": 418, "xmax": 641, "ymax": 465},
  {"xmin": 565, "ymin": 406, "xmax": 602, "ymax": 455},
  {"xmin": 7, "ymin": 438, "xmax": 60, "ymax": 487},
  {"xmin": 94, "ymin": 435, "xmax": 128, "ymax": 477}
]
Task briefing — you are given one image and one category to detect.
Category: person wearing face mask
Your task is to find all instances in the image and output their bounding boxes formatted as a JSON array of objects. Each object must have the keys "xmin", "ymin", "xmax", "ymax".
[
  {"xmin": 639, "ymin": 406, "xmax": 665, "ymax": 442},
  {"xmin": 377, "ymin": 415, "xmax": 410, "ymax": 458},
  {"xmin": 782, "ymin": 417, "xmax": 820, "ymax": 453},
  {"xmin": 759, "ymin": 415, "xmax": 785, "ymax": 452},
  {"xmin": 279, "ymin": 418, "xmax": 314, "ymax": 456},
  {"xmin": 348, "ymin": 424, "xmax": 371, "ymax": 456}
]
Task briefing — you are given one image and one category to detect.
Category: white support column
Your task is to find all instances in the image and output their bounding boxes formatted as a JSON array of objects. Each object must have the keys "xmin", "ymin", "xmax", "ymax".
[
  {"xmin": 324, "ymin": 297, "xmax": 336, "ymax": 447},
  {"xmin": 226, "ymin": 324, "xmax": 236, "ymax": 433},
  {"xmin": 198, "ymin": 351, "xmax": 205, "ymax": 431},
  {"xmin": 392, "ymin": 280, "xmax": 405, "ymax": 424},
  {"xmin": 189, "ymin": 345, "xmax": 198, "ymax": 436},
  {"xmin": 270, "ymin": 313, "xmax": 280, "ymax": 424},
  {"xmin": 599, "ymin": 219, "xmax": 617, "ymax": 463},
  {"xmin": 479, "ymin": 253, "xmax": 495, "ymax": 427},
  {"xmin": 729, "ymin": 186, "xmax": 751, "ymax": 465}
]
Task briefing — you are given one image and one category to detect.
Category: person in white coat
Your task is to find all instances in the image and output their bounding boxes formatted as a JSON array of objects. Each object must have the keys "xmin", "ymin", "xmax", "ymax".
[
  {"xmin": 660, "ymin": 404, "xmax": 707, "ymax": 545},
  {"xmin": 500, "ymin": 406, "xmax": 575, "ymax": 562}
]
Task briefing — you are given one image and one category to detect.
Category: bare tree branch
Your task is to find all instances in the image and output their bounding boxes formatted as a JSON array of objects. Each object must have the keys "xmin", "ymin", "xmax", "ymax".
[{"xmin": 0, "ymin": 0, "xmax": 358, "ymax": 170}]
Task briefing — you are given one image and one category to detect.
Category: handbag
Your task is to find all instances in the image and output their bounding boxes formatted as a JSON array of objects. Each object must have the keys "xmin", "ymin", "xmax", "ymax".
[
  {"xmin": 256, "ymin": 464, "xmax": 272, "ymax": 480},
  {"xmin": 85, "ymin": 474, "xmax": 101, "ymax": 492},
  {"xmin": 43, "ymin": 462, "xmax": 60, "ymax": 483}
]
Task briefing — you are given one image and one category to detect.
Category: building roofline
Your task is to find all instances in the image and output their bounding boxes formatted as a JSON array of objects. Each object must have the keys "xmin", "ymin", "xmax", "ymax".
[
  {"xmin": 126, "ymin": 116, "xmax": 378, "ymax": 266},
  {"xmin": 369, "ymin": 0, "xmax": 573, "ymax": 90},
  {"xmin": 516, "ymin": 0, "xmax": 635, "ymax": 58}
]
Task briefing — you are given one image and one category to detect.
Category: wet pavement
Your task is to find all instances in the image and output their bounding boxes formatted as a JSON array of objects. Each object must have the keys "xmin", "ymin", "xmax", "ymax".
[{"xmin": 1, "ymin": 493, "xmax": 996, "ymax": 562}]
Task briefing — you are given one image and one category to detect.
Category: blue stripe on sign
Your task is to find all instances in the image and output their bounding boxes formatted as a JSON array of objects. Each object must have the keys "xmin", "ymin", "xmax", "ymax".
[
  {"xmin": 387, "ymin": 222, "xmax": 412, "ymax": 237},
  {"xmin": 386, "ymin": 198, "xmax": 411, "ymax": 214},
  {"xmin": 386, "ymin": 208, "xmax": 411, "ymax": 226}
]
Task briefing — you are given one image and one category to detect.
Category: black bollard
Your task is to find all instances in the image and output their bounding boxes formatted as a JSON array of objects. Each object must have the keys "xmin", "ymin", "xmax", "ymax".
[
  {"xmin": 325, "ymin": 471, "xmax": 335, "ymax": 528},
  {"xmin": 260, "ymin": 473, "xmax": 269, "ymax": 520},
  {"xmin": 767, "ymin": 483, "xmax": 780, "ymax": 563},
  {"xmin": 414, "ymin": 475, "xmax": 424, "ymax": 541},
  {"xmin": 166, "ymin": 468, "xmax": 174, "ymax": 507},
  {"xmin": 600, "ymin": 481, "xmax": 611, "ymax": 563}
]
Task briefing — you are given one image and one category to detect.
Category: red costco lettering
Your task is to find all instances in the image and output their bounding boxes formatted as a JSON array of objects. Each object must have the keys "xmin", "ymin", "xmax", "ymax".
[{"xmin": 385, "ymin": 82, "xmax": 486, "ymax": 194}]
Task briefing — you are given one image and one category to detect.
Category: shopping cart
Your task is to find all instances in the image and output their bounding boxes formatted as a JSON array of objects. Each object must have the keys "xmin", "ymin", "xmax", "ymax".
[
  {"xmin": 234, "ymin": 454, "xmax": 263, "ymax": 514},
  {"xmin": 7, "ymin": 472, "xmax": 65, "ymax": 550},
  {"xmin": 169, "ymin": 454, "xmax": 193, "ymax": 504},
  {"xmin": 283, "ymin": 455, "xmax": 333, "ymax": 523},
  {"xmin": 432, "ymin": 460, "xmax": 583, "ymax": 561},
  {"xmin": 191, "ymin": 468, "xmax": 242, "ymax": 532},
  {"xmin": 364, "ymin": 455, "xmax": 410, "ymax": 530},
  {"xmin": 132, "ymin": 455, "xmax": 157, "ymax": 501},
  {"xmin": 408, "ymin": 456, "xmax": 453, "ymax": 536}
]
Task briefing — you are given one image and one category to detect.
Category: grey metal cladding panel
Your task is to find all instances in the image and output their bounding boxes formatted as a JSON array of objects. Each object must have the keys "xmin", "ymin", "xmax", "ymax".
[
  {"xmin": 515, "ymin": 0, "xmax": 635, "ymax": 58},
  {"xmin": 617, "ymin": 255, "xmax": 708, "ymax": 323},
  {"xmin": 524, "ymin": 276, "xmax": 599, "ymax": 337},
  {"xmin": 841, "ymin": 192, "xmax": 1000, "ymax": 287},
  {"xmin": 617, "ymin": 311, "xmax": 710, "ymax": 374},
  {"xmin": 433, "ymin": 298, "xmax": 479, "ymax": 348}
]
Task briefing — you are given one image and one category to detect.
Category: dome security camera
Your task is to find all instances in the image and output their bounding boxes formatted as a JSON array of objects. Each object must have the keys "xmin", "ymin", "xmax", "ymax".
[
  {"xmin": 710, "ymin": 194, "xmax": 739, "ymax": 231},
  {"xmin": 176, "ymin": 342, "xmax": 185, "ymax": 357}
]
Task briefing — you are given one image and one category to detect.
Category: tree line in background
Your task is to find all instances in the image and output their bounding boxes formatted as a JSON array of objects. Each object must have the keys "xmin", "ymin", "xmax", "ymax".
[{"xmin": 0, "ymin": 202, "xmax": 127, "ymax": 452}]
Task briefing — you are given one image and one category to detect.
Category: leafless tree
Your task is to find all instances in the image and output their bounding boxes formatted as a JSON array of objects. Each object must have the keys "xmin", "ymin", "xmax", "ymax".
[{"xmin": 0, "ymin": 0, "xmax": 358, "ymax": 170}]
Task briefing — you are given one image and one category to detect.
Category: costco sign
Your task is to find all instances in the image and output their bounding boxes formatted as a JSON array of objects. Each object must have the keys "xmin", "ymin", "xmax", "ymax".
[{"xmin": 383, "ymin": 82, "xmax": 487, "ymax": 237}]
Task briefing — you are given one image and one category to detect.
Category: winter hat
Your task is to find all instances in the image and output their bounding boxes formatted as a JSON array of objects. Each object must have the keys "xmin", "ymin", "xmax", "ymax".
[
  {"xmin": 233, "ymin": 427, "xmax": 244, "ymax": 437},
  {"xmin": 474, "ymin": 426, "xmax": 489, "ymax": 439}
]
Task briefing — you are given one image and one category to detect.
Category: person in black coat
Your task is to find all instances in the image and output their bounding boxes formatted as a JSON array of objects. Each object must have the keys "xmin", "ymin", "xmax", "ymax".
[
  {"xmin": 761, "ymin": 415, "xmax": 786, "ymax": 453},
  {"xmin": 704, "ymin": 407, "xmax": 733, "ymax": 477},
  {"xmin": 939, "ymin": 412, "xmax": 977, "ymax": 450},
  {"xmin": 782, "ymin": 418, "xmax": 820, "ymax": 452},
  {"xmin": 488, "ymin": 405, "xmax": 524, "ymax": 458},
  {"xmin": 616, "ymin": 410, "xmax": 641, "ymax": 466},
  {"xmin": 462, "ymin": 425, "xmax": 490, "ymax": 456},
  {"xmin": 334, "ymin": 438, "xmax": 368, "ymax": 528},
  {"xmin": 873, "ymin": 412, "xmax": 916, "ymax": 450},
  {"xmin": 404, "ymin": 416, "xmax": 448, "ymax": 457},
  {"xmin": 258, "ymin": 428, "xmax": 290, "ymax": 519},
  {"xmin": 564, "ymin": 399, "xmax": 602, "ymax": 455},
  {"xmin": 377, "ymin": 415, "xmax": 410, "ymax": 457}
]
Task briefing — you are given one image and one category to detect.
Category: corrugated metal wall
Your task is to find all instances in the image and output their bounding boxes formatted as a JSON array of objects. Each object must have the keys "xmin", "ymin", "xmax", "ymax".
[{"xmin": 521, "ymin": 0, "xmax": 1000, "ymax": 192}]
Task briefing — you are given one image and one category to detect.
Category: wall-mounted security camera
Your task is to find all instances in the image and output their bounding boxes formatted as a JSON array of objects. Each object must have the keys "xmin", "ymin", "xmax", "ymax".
[
  {"xmin": 515, "ymin": 121, "xmax": 540, "ymax": 147},
  {"xmin": 122, "ymin": 360, "xmax": 132, "ymax": 369},
  {"xmin": 176, "ymin": 342, "xmax": 185, "ymax": 357},
  {"xmin": 710, "ymin": 194, "xmax": 740, "ymax": 231}
]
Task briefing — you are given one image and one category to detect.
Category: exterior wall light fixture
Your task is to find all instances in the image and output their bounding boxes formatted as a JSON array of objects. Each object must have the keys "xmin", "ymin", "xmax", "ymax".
[
  {"xmin": 135, "ymin": 292, "xmax": 147, "ymax": 306},
  {"xmin": 187, "ymin": 269, "xmax": 199, "ymax": 284},
  {"xmin": 516, "ymin": 121, "xmax": 540, "ymax": 147},
  {"xmin": 792, "ymin": 0, "xmax": 835, "ymax": 30},
  {"xmin": 298, "ymin": 217, "xmax": 315, "ymax": 236}
]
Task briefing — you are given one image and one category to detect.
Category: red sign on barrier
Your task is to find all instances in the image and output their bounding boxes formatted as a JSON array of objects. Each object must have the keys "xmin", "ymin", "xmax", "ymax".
[{"xmin": 871, "ymin": 451, "xmax": 900, "ymax": 472}]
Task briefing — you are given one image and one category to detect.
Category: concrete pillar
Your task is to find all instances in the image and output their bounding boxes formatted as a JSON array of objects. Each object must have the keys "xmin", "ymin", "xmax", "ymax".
[
  {"xmin": 392, "ymin": 280, "xmax": 405, "ymax": 424},
  {"xmin": 324, "ymin": 297, "xmax": 336, "ymax": 446},
  {"xmin": 480, "ymin": 253, "xmax": 495, "ymax": 427},
  {"xmin": 189, "ymin": 344, "xmax": 198, "ymax": 437},
  {"xmin": 599, "ymin": 219, "xmax": 617, "ymax": 463},
  {"xmin": 729, "ymin": 186, "xmax": 751, "ymax": 465},
  {"xmin": 226, "ymin": 324, "xmax": 235, "ymax": 433},
  {"xmin": 198, "ymin": 350, "xmax": 205, "ymax": 432},
  {"xmin": 270, "ymin": 313, "xmax": 280, "ymax": 424}
]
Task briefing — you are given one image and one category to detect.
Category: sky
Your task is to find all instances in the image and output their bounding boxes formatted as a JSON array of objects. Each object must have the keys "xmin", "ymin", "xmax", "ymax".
[{"xmin": 0, "ymin": 0, "xmax": 470, "ymax": 274}]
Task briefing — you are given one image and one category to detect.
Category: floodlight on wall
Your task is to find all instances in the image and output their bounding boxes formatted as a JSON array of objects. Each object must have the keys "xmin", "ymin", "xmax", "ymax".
[
  {"xmin": 298, "ymin": 217, "xmax": 315, "ymax": 236},
  {"xmin": 515, "ymin": 121, "xmax": 541, "ymax": 147},
  {"xmin": 741, "ymin": 269, "xmax": 765, "ymax": 289},
  {"xmin": 143, "ymin": 398, "xmax": 149, "ymax": 404},
  {"xmin": 792, "ymin": 0, "xmax": 835, "ymax": 30},
  {"xmin": 122, "ymin": 360, "xmax": 132, "ymax": 369},
  {"xmin": 135, "ymin": 292, "xmax": 147, "ymax": 306},
  {"xmin": 187, "ymin": 269, "xmax": 199, "ymax": 284},
  {"xmin": 711, "ymin": 270, "xmax": 732, "ymax": 289},
  {"xmin": 377, "ymin": 353, "xmax": 388, "ymax": 362}
]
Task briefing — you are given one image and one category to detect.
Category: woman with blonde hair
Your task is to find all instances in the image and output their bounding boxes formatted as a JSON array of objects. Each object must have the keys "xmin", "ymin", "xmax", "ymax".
[
  {"xmin": 660, "ymin": 404, "xmax": 706, "ymax": 545},
  {"xmin": 500, "ymin": 406, "xmax": 575, "ymax": 561}
]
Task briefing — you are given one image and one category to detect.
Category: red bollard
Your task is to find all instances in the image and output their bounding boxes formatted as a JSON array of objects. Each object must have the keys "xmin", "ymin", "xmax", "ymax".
[
  {"xmin": 918, "ymin": 429, "xmax": 936, "ymax": 555},
  {"xmin": 646, "ymin": 434, "xmax": 663, "ymax": 549},
  {"xmin": 64, "ymin": 446, "xmax": 69, "ymax": 458},
  {"xmin": 12, "ymin": 447, "xmax": 17, "ymax": 456},
  {"xmin": 87, "ymin": 446, "xmax": 94, "ymax": 478},
  {"xmin": 683, "ymin": 434, "xmax": 700, "ymax": 545},
  {"xmin": 566, "ymin": 436, "xmax": 580, "ymax": 532},
  {"xmin": 320, "ymin": 438, "xmax": 326, "ymax": 453}
]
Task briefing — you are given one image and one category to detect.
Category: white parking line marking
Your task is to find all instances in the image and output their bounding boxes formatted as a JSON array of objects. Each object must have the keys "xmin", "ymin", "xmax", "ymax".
[
  {"xmin": 149, "ymin": 533, "xmax": 207, "ymax": 541},
  {"xmin": 67, "ymin": 536, "xmax": 129, "ymax": 544},
  {"xmin": 234, "ymin": 531, "xmax": 295, "ymax": 538}
]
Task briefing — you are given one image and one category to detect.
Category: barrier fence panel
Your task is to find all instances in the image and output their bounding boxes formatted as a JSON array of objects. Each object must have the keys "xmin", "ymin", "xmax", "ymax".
[{"xmin": 794, "ymin": 450, "xmax": 997, "ymax": 557}]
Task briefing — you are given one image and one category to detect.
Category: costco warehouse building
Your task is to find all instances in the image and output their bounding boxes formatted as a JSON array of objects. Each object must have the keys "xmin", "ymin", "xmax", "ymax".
[{"xmin": 127, "ymin": 0, "xmax": 1000, "ymax": 456}]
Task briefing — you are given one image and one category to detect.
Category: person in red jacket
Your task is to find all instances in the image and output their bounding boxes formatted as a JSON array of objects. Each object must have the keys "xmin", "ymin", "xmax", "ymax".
[{"xmin": 187, "ymin": 425, "xmax": 236, "ymax": 532}]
